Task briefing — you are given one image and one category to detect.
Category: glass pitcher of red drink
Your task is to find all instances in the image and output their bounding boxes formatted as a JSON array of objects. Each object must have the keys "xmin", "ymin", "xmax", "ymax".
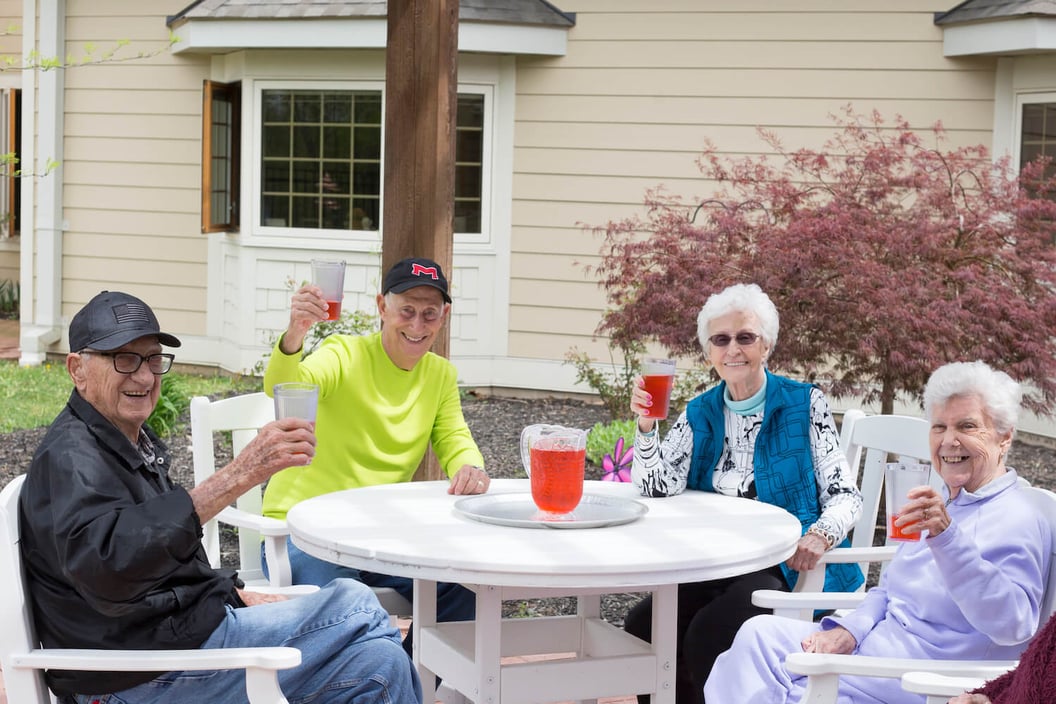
[{"xmin": 519, "ymin": 424, "xmax": 589, "ymax": 515}]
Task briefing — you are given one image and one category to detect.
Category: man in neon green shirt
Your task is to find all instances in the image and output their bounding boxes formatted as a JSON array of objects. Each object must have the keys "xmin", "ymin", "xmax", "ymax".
[{"xmin": 262, "ymin": 257, "xmax": 488, "ymax": 652}]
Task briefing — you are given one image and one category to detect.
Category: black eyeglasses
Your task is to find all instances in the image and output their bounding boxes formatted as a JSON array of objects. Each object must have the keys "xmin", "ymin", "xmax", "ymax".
[
  {"xmin": 708, "ymin": 332, "xmax": 761, "ymax": 348},
  {"xmin": 83, "ymin": 351, "xmax": 175, "ymax": 375}
]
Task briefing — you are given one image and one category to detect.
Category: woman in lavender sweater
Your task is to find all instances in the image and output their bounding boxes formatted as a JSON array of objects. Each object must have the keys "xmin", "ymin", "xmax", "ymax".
[{"xmin": 704, "ymin": 361, "xmax": 1052, "ymax": 704}]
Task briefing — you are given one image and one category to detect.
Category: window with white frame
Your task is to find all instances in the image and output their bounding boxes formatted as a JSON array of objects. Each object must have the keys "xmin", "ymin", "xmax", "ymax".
[
  {"xmin": 260, "ymin": 89, "xmax": 382, "ymax": 231},
  {"xmin": 248, "ymin": 85, "xmax": 488, "ymax": 237},
  {"xmin": 455, "ymin": 93, "xmax": 485, "ymax": 234},
  {"xmin": 1020, "ymin": 97, "xmax": 1056, "ymax": 183}
]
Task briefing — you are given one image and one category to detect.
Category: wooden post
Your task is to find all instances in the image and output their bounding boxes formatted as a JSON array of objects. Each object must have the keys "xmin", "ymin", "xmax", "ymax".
[{"xmin": 383, "ymin": 0, "xmax": 459, "ymax": 481}]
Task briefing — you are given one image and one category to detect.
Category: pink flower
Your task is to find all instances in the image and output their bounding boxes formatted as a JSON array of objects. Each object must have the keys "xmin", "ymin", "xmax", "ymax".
[{"xmin": 602, "ymin": 437, "xmax": 633, "ymax": 482}]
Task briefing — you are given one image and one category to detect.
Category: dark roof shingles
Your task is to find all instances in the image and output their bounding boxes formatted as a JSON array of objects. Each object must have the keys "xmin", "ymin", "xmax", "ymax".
[
  {"xmin": 171, "ymin": 0, "xmax": 572, "ymax": 26},
  {"xmin": 936, "ymin": 0, "xmax": 1056, "ymax": 25}
]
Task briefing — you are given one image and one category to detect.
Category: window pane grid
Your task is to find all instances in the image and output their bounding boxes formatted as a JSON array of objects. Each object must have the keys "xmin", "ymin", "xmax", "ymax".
[
  {"xmin": 1021, "ymin": 103, "xmax": 1056, "ymax": 178},
  {"xmin": 259, "ymin": 88, "xmax": 485, "ymax": 234},
  {"xmin": 203, "ymin": 81, "xmax": 240, "ymax": 232},
  {"xmin": 262, "ymin": 89, "xmax": 381, "ymax": 230},
  {"xmin": 454, "ymin": 94, "xmax": 484, "ymax": 233}
]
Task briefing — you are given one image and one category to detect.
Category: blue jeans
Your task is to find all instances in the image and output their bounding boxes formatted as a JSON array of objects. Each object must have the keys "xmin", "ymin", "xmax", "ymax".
[
  {"xmin": 73, "ymin": 579, "xmax": 422, "ymax": 704},
  {"xmin": 264, "ymin": 538, "xmax": 476, "ymax": 621},
  {"xmin": 264, "ymin": 538, "xmax": 477, "ymax": 656}
]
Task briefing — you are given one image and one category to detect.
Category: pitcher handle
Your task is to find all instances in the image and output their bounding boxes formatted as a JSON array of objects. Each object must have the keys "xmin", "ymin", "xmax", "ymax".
[{"xmin": 519, "ymin": 426, "xmax": 534, "ymax": 477}]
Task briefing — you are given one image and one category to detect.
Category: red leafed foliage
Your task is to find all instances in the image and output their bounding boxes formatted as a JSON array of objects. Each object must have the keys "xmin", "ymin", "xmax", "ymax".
[{"xmin": 590, "ymin": 106, "xmax": 1056, "ymax": 415}]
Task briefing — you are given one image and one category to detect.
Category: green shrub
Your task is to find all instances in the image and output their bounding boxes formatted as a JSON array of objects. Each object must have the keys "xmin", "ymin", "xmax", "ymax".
[
  {"xmin": 586, "ymin": 418, "xmax": 637, "ymax": 466},
  {"xmin": 147, "ymin": 373, "xmax": 258, "ymax": 438},
  {"xmin": 147, "ymin": 374, "xmax": 187, "ymax": 437},
  {"xmin": 252, "ymin": 276, "xmax": 379, "ymax": 375},
  {"xmin": 565, "ymin": 339, "xmax": 645, "ymax": 421},
  {"xmin": 296, "ymin": 308, "xmax": 379, "ymax": 358},
  {"xmin": 565, "ymin": 340, "xmax": 710, "ymax": 423}
]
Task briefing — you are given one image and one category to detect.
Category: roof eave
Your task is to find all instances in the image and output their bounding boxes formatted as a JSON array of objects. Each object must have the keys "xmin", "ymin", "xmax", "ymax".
[
  {"xmin": 940, "ymin": 15, "xmax": 1056, "ymax": 56},
  {"xmin": 168, "ymin": 17, "xmax": 570, "ymax": 56}
]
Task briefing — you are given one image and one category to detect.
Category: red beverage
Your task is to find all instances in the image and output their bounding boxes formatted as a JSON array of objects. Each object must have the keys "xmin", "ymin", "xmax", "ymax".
[
  {"xmin": 325, "ymin": 299, "xmax": 342, "ymax": 321},
  {"xmin": 529, "ymin": 446, "xmax": 585, "ymax": 514},
  {"xmin": 642, "ymin": 373, "xmax": 674, "ymax": 419},
  {"xmin": 888, "ymin": 514, "xmax": 921, "ymax": 542}
]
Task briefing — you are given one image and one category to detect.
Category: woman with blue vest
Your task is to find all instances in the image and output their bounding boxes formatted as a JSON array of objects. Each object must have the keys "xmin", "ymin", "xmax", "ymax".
[{"xmin": 622, "ymin": 283, "xmax": 864, "ymax": 704}]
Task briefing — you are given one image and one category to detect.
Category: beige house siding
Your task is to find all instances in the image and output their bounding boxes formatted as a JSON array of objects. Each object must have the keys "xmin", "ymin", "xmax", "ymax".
[
  {"xmin": 24, "ymin": 1, "xmax": 1056, "ymax": 420},
  {"xmin": 60, "ymin": 0, "xmax": 210, "ymax": 335},
  {"xmin": 508, "ymin": 1, "xmax": 998, "ymax": 382},
  {"xmin": 0, "ymin": 245, "xmax": 15, "ymax": 283},
  {"xmin": 0, "ymin": 0, "xmax": 20, "ymax": 67}
]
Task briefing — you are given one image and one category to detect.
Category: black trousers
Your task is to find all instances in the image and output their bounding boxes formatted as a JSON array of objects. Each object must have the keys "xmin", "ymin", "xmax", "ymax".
[{"xmin": 622, "ymin": 565, "xmax": 788, "ymax": 704}]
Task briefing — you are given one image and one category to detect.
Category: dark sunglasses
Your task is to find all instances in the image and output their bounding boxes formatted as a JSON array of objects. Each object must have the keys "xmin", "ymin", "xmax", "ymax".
[{"xmin": 708, "ymin": 332, "xmax": 761, "ymax": 347}]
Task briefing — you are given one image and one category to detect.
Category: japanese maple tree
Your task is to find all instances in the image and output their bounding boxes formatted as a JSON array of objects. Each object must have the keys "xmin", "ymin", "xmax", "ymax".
[{"xmin": 591, "ymin": 106, "xmax": 1056, "ymax": 415}]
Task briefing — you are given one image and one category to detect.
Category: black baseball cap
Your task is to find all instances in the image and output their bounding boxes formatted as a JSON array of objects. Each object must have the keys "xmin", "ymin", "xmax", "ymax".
[
  {"xmin": 69, "ymin": 291, "xmax": 182, "ymax": 352},
  {"xmin": 382, "ymin": 257, "xmax": 451, "ymax": 303}
]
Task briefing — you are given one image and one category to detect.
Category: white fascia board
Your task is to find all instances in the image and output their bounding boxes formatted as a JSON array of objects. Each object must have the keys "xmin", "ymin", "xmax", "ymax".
[
  {"xmin": 172, "ymin": 19, "xmax": 567, "ymax": 56},
  {"xmin": 459, "ymin": 23, "xmax": 568, "ymax": 56},
  {"xmin": 943, "ymin": 17, "xmax": 1056, "ymax": 56},
  {"xmin": 172, "ymin": 19, "xmax": 388, "ymax": 53}
]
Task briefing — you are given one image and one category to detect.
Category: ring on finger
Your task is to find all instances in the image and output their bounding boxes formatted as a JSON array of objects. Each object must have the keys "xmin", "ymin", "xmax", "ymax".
[{"xmin": 923, "ymin": 508, "xmax": 930, "ymax": 520}]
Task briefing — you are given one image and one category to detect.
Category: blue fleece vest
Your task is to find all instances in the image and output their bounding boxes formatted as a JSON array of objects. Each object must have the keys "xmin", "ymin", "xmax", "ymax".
[{"xmin": 685, "ymin": 371, "xmax": 864, "ymax": 592}]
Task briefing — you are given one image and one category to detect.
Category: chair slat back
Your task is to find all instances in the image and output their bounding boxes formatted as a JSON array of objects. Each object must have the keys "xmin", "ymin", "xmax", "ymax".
[
  {"xmin": 0, "ymin": 474, "xmax": 56, "ymax": 703},
  {"xmin": 840, "ymin": 412, "xmax": 932, "ymax": 580},
  {"xmin": 190, "ymin": 393, "xmax": 275, "ymax": 582},
  {"xmin": 189, "ymin": 392, "xmax": 412, "ymax": 617}
]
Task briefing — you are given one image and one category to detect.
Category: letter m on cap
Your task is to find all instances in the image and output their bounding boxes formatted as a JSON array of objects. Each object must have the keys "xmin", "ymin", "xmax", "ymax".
[{"xmin": 411, "ymin": 263, "xmax": 439, "ymax": 280}]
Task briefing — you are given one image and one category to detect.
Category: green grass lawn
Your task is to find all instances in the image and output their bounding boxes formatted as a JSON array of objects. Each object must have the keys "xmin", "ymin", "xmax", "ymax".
[{"xmin": 0, "ymin": 361, "xmax": 260, "ymax": 433}]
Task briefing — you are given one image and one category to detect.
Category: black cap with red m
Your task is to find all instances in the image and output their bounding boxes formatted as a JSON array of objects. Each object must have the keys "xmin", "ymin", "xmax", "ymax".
[{"xmin": 382, "ymin": 257, "xmax": 452, "ymax": 303}]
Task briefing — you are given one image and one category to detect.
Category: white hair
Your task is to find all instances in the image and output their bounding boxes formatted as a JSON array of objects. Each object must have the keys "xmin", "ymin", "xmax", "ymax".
[
  {"xmin": 923, "ymin": 361, "xmax": 1022, "ymax": 435},
  {"xmin": 696, "ymin": 283, "xmax": 780, "ymax": 352}
]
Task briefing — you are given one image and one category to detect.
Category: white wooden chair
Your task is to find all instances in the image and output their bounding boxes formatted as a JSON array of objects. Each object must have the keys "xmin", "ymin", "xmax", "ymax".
[
  {"xmin": 755, "ymin": 410, "xmax": 934, "ymax": 619},
  {"xmin": 776, "ymin": 485, "xmax": 1056, "ymax": 703},
  {"xmin": 189, "ymin": 393, "xmax": 412, "ymax": 616},
  {"xmin": 0, "ymin": 474, "xmax": 301, "ymax": 704}
]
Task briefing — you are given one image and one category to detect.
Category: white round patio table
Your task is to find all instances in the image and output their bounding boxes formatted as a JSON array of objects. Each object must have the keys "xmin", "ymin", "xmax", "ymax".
[{"xmin": 287, "ymin": 478, "xmax": 801, "ymax": 704}]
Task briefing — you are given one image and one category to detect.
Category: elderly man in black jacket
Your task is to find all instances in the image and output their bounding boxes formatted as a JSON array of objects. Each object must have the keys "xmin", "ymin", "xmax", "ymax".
[{"xmin": 18, "ymin": 290, "xmax": 422, "ymax": 704}]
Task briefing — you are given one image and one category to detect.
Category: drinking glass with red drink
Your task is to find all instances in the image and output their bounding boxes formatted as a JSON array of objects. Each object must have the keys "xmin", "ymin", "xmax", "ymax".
[
  {"xmin": 885, "ymin": 462, "xmax": 932, "ymax": 541},
  {"xmin": 311, "ymin": 259, "xmax": 346, "ymax": 321},
  {"xmin": 520, "ymin": 424, "xmax": 589, "ymax": 516},
  {"xmin": 641, "ymin": 357, "xmax": 676, "ymax": 420}
]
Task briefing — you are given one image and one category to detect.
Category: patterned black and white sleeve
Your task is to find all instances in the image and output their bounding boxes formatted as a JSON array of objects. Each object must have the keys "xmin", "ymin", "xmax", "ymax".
[
  {"xmin": 809, "ymin": 387, "xmax": 863, "ymax": 544},
  {"xmin": 631, "ymin": 411, "xmax": 694, "ymax": 497}
]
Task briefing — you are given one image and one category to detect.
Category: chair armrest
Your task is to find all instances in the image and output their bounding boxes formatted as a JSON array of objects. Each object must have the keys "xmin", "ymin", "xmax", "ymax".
[
  {"xmin": 785, "ymin": 653, "xmax": 1015, "ymax": 679},
  {"xmin": 245, "ymin": 584, "xmax": 320, "ymax": 598},
  {"xmin": 817, "ymin": 545, "xmax": 899, "ymax": 564},
  {"xmin": 13, "ymin": 647, "xmax": 301, "ymax": 704},
  {"xmin": 752, "ymin": 589, "xmax": 866, "ymax": 620},
  {"xmin": 13, "ymin": 646, "xmax": 301, "ymax": 671},
  {"xmin": 218, "ymin": 507, "xmax": 290, "ymax": 537},
  {"xmin": 901, "ymin": 671, "xmax": 1005, "ymax": 701},
  {"xmin": 784, "ymin": 653, "xmax": 1018, "ymax": 704},
  {"xmin": 792, "ymin": 545, "xmax": 899, "ymax": 593}
]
